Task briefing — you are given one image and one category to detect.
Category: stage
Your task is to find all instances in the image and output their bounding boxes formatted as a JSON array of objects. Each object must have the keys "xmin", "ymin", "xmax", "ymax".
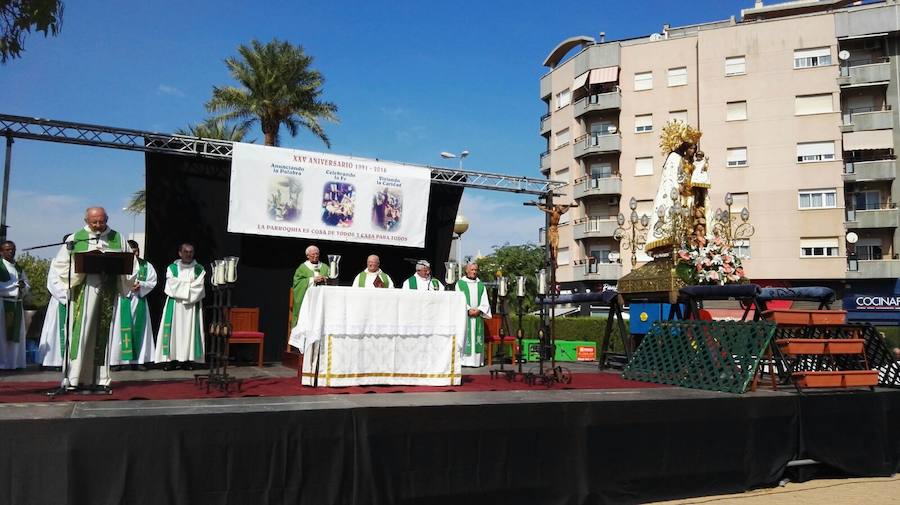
[{"xmin": 1, "ymin": 363, "xmax": 899, "ymax": 505}]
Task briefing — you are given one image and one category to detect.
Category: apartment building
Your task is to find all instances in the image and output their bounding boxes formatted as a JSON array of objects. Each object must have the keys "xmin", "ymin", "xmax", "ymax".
[{"xmin": 539, "ymin": 0, "xmax": 900, "ymax": 320}]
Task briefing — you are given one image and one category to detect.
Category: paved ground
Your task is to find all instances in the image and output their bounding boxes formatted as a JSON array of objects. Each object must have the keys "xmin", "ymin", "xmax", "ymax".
[{"xmin": 651, "ymin": 475, "xmax": 900, "ymax": 505}]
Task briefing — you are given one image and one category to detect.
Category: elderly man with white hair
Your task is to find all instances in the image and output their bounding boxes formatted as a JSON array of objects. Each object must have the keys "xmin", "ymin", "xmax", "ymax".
[
  {"xmin": 352, "ymin": 255, "xmax": 394, "ymax": 288},
  {"xmin": 457, "ymin": 262, "xmax": 491, "ymax": 367},
  {"xmin": 401, "ymin": 260, "xmax": 444, "ymax": 291},
  {"xmin": 291, "ymin": 245, "xmax": 330, "ymax": 327},
  {"xmin": 50, "ymin": 206, "xmax": 134, "ymax": 391}
]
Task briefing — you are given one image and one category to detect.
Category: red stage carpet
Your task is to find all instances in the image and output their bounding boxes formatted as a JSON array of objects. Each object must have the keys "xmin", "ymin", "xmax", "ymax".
[{"xmin": 0, "ymin": 372, "xmax": 665, "ymax": 403}]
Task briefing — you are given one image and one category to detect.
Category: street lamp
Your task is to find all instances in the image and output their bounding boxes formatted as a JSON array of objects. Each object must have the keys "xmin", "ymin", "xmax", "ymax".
[
  {"xmin": 454, "ymin": 214, "xmax": 470, "ymax": 271},
  {"xmin": 441, "ymin": 150, "xmax": 470, "ymax": 170}
]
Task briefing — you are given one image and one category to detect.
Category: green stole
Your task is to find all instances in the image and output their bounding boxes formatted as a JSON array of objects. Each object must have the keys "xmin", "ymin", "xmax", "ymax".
[
  {"xmin": 357, "ymin": 271, "xmax": 389, "ymax": 287},
  {"xmin": 457, "ymin": 279, "xmax": 485, "ymax": 355},
  {"xmin": 161, "ymin": 262, "xmax": 204, "ymax": 359},
  {"xmin": 291, "ymin": 262, "xmax": 329, "ymax": 327},
  {"xmin": 407, "ymin": 276, "xmax": 439, "ymax": 290},
  {"xmin": 67, "ymin": 228, "xmax": 122, "ymax": 362},
  {"xmin": 118, "ymin": 259, "xmax": 149, "ymax": 361},
  {"xmin": 0, "ymin": 259, "xmax": 23, "ymax": 342}
]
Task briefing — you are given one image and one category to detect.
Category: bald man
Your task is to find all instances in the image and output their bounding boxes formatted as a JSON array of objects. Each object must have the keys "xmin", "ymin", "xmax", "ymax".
[
  {"xmin": 50, "ymin": 206, "xmax": 135, "ymax": 391},
  {"xmin": 351, "ymin": 255, "xmax": 394, "ymax": 288}
]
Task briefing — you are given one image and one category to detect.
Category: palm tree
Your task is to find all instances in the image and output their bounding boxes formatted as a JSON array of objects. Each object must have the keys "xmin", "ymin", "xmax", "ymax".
[
  {"xmin": 175, "ymin": 117, "xmax": 252, "ymax": 142},
  {"xmin": 206, "ymin": 38, "xmax": 338, "ymax": 147}
]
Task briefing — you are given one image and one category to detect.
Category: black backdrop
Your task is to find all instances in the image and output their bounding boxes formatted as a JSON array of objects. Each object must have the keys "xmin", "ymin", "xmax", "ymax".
[{"xmin": 144, "ymin": 153, "xmax": 463, "ymax": 361}]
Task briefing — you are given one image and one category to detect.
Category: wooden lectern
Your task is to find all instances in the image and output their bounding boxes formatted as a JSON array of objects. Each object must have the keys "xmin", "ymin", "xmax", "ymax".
[{"xmin": 74, "ymin": 250, "xmax": 135, "ymax": 276}]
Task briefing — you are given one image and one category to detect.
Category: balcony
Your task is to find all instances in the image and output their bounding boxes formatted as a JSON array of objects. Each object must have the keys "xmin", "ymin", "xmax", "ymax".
[
  {"xmin": 539, "ymin": 150, "xmax": 550, "ymax": 173},
  {"xmin": 573, "ymin": 132, "xmax": 621, "ymax": 159},
  {"xmin": 837, "ymin": 59, "xmax": 891, "ymax": 87},
  {"xmin": 847, "ymin": 259, "xmax": 900, "ymax": 279},
  {"xmin": 573, "ymin": 175, "xmax": 622, "ymax": 200},
  {"xmin": 840, "ymin": 107, "xmax": 894, "ymax": 133},
  {"xmin": 845, "ymin": 204, "xmax": 899, "ymax": 228},
  {"xmin": 540, "ymin": 113, "xmax": 551, "ymax": 135},
  {"xmin": 573, "ymin": 90, "xmax": 622, "ymax": 119},
  {"xmin": 572, "ymin": 259, "xmax": 622, "ymax": 282},
  {"xmin": 573, "ymin": 217, "xmax": 618, "ymax": 240},
  {"xmin": 843, "ymin": 159, "xmax": 896, "ymax": 182}
]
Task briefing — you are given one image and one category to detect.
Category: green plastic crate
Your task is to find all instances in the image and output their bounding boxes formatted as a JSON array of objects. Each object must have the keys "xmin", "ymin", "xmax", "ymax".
[{"xmin": 518, "ymin": 339, "xmax": 597, "ymax": 362}]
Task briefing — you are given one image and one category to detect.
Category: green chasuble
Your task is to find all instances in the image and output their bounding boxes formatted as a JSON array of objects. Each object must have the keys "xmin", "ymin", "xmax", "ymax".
[
  {"xmin": 117, "ymin": 259, "xmax": 149, "ymax": 361},
  {"xmin": 457, "ymin": 279, "xmax": 485, "ymax": 356},
  {"xmin": 406, "ymin": 276, "xmax": 440, "ymax": 290},
  {"xmin": 355, "ymin": 271, "xmax": 389, "ymax": 288},
  {"xmin": 0, "ymin": 259, "xmax": 24, "ymax": 342},
  {"xmin": 292, "ymin": 262, "xmax": 329, "ymax": 327},
  {"xmin": 67, "ymin": 228, "xmax": 123, "ymax": 361}
]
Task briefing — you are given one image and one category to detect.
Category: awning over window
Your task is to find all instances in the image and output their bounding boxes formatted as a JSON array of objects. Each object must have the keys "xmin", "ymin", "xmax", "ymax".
[
  {"xmin": 572, "ymin": 71, "xmax": 589, "ymax": 89},
  {"xmin": 843, "ymin": 129, "xmax": 893, "ymax": 150},
  {"xmin": 589, "ymin": 66, "xmax": 618, "ymax": 84}
]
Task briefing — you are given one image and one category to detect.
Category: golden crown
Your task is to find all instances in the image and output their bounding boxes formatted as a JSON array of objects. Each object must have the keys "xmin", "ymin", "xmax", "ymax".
[{"xmin": 659, "ymin": 120, "xmax": 702, "ymax": 154}]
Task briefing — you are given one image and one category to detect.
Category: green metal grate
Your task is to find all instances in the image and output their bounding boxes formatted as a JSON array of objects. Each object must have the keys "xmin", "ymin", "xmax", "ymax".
[{"xmin": 623, "ymin": 320, "xmax": 776, "ymax": 394}]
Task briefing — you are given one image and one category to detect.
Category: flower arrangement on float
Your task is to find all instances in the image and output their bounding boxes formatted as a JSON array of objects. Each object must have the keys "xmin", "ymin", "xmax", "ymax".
[{"xmin": 675, "ymin": 235, "xmax": 746, "ymax": 286}]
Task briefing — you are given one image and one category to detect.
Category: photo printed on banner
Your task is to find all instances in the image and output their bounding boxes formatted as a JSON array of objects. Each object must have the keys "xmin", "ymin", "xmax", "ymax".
[
  {"xmin": 372, "ymin": 187, "xmax": 402, "ymax": 231},
  {"xmin": 267, "ymin": 175, "xmax": 303, "ymax": 222},
  {"xmin": 322, "ymin": 182, "xmax": 355, "ymax": 227}
]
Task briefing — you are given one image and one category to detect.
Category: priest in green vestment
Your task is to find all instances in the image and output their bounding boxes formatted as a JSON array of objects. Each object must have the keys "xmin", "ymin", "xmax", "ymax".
[
  {"xmin": 50, "ymin": 207, "xmax": 135, "ymax": 389},
  {"xmin": 401, "ymin": 260, "xmax": 444, "ymax": 291},
  {"xmin": 0, "ymin": 241, "xmax": 29, "ymax": 369},
  {"xmin": 291, "ymin": 245, "xmax": 330, "ymax": 327},
  {"xmin": 352, "ymin": 255, "xmax": 394, "ymax": 288},
  {"xmin": 457, "ymin": 262, "xmax": 491, "ymax": 367},
  {"xmin": 110, "ymin": 240, "xmax": 157, "ymax": 367}
]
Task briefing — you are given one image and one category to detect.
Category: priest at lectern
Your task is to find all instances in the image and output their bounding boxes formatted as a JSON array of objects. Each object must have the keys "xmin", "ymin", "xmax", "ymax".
[{"xmin": 50, "ymin": 207, "xmax": 135, "ymax": 391}]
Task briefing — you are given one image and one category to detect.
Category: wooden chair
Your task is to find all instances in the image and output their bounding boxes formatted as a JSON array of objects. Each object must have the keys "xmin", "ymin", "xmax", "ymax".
[{"xmin": 229, "ymin": 307, "xmax": 265, "ymax": 367}]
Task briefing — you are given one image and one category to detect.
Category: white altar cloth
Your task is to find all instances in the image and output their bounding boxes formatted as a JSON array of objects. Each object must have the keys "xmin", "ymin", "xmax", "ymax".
[{"xmin": 288, "ymin": 286, "xmax": 467, "ymax": 386}]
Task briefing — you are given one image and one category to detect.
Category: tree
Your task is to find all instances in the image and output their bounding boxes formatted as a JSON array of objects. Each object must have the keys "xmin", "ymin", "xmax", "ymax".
[
  {"xmin": 476, "ymin": 243, "xmax": 545, "ymax": 312},
  {"xmin": 0, "ymin": 0, "xmax": 64, "ymax": 63},
  {"xmin": 125, "ymin": 189, "xmax": 145, "ymax": 215},
  {"xmin": 18, "ymin": 252, "xmax": 49, "ymax": 309},
  {"xmin": 206, "ymin": 38, "xmax": 338, "ymax": 147},
  {"xmin": 175, "ymin": 117, "xmax": 253, "ymax": 143}
]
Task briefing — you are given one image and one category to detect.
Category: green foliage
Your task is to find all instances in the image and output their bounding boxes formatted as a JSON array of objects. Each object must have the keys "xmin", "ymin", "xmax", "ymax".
[
  {"xmin": 207, "ymin": 38, "xmax": 339, "ymax": 147},
  {"xmin": 17, "ymin": 253, "xmax": 49, "ymax": 309},
  {"xmin": 879, "ymin": 326, "xmax": 900, "ymax": 350},
  {"xmin": 476, "ymin": 243, "xmax": 545, "ymax": 312},
  {"xmin": 175, "ymin": 117, "xmax": 254, "ymax": 143},
  {"xmin": 125, "ymin": 189, "xmax": 145, "ymax": 215},
  {"xmin": 502, "ymin": 314, "xmax": 630, "ymax": 352},
  {"xmin": 0, "ymin": 0, "xmax": 63, "ymax": 63}
]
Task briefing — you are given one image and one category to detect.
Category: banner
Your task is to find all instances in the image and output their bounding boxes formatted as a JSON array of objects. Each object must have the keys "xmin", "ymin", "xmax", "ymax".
[{"xmin": 228, "ymin": 142, "xmax": 431, "ymax": 248}]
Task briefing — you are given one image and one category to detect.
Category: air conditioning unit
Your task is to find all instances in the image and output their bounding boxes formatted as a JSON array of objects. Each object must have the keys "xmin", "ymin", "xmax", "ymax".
[{"xmin": 608, "ymin": 196, "xmax": 619, "ymax": 206}]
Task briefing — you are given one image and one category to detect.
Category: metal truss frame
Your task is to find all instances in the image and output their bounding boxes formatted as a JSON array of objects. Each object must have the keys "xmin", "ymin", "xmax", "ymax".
[{"xmin": 0, "ymin": 113, "xmax": 563, "ymax": 195}]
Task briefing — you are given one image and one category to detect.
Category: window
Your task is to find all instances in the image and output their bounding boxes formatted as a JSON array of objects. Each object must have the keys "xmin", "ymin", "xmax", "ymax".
[
  {"xmin": 554, "ymin": 128, "xmax": 570, "ymax": 148},
  {"xmin": 726, "ymin": 147, "xmax": 748, "ymax": 167},
  {"xmin": 856, "ymin": 239, "xmax": 883, "ymax": 260},
  {"xmin": 667, "ymin": 67, "xmax": 687, "ymax": 87},
  {"xmin": 726, "ymin": 101, "xmax": 747, "ymax": 121},
  {"xmin": 853, "ymin": 190, "xmax": 881, "ymax": 211},
  {"xmin": 589, "ymin": 162, "xmax": 612, "ymax": 179},
  {"xmin": 635, "ymin": 157, "xmax": 653, "ymax": 176},
  {"xmin": 800, "ymin": 237, "xmax": 839, "ymax": 257},
  {"xmin": 725, "ymin": 56, "xmax": 745, "ymax": 76},
  {"xmin": 590, "ymin": 248, "xmax": 612, "ymax": 264},
  {"xmin": 556, "ymin": 88, "xmax": 571, "ymax": 109},
  {"xmin": 669, "ymin": 110, "xmax": 688, "ymax": 123},
  {"xmin": 794, "ymin": 47, "xmax": 832, "ymax": 69},
  {"xmin": 634, "ymin": 71, "xmax": 653, "ymax": 91},
  {"xmin": 796, "ymin": 141, "xmax": 835, "ymax": 163},
  {"xmin": 557, "ymin": 247, "xmax": 570, "ymax": 265},
  {"xmin": 733, "ymin": 239, "xmax": 751, "ymax": 259},
  {"xmin": 795, "ymin": 94, "xmax": 833, "ymax": 115},
  {"xmin": 798, "ymin": 189, "xmax": 837, "ymax": 209},
  {"xmin": 635, "ymin": 114, "xmax": 653, "ymax": 133}
]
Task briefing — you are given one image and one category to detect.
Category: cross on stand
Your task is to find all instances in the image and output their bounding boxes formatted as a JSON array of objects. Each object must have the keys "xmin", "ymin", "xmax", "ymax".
[{"xmin": 489, "ymin": 192, "xmax": 576, "ymax": 386}]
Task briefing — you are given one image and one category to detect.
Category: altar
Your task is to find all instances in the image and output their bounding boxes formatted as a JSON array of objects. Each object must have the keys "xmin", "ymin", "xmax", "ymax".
[{"xmin": 288, "ymin": 286, "xmax": 468, "ymax": 386}]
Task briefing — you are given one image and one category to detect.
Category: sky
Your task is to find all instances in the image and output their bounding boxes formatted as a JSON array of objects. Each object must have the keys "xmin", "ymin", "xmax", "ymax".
[{"xmin": 0, "ymin": 0, "xmax": 751, "ymax": 259}]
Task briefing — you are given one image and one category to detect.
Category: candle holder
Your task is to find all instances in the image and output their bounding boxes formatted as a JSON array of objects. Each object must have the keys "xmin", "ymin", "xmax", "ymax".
[
  {"xmin": 195, "ymin": 256, "xmax": 242, "ymax": 393},
  {"xmin": 327, "ymin": 254, "xmax": 341, "ymax": 285},
  {"xmin": 444, "ymin": 260, "xmax": 458, "ymax": 288}
]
